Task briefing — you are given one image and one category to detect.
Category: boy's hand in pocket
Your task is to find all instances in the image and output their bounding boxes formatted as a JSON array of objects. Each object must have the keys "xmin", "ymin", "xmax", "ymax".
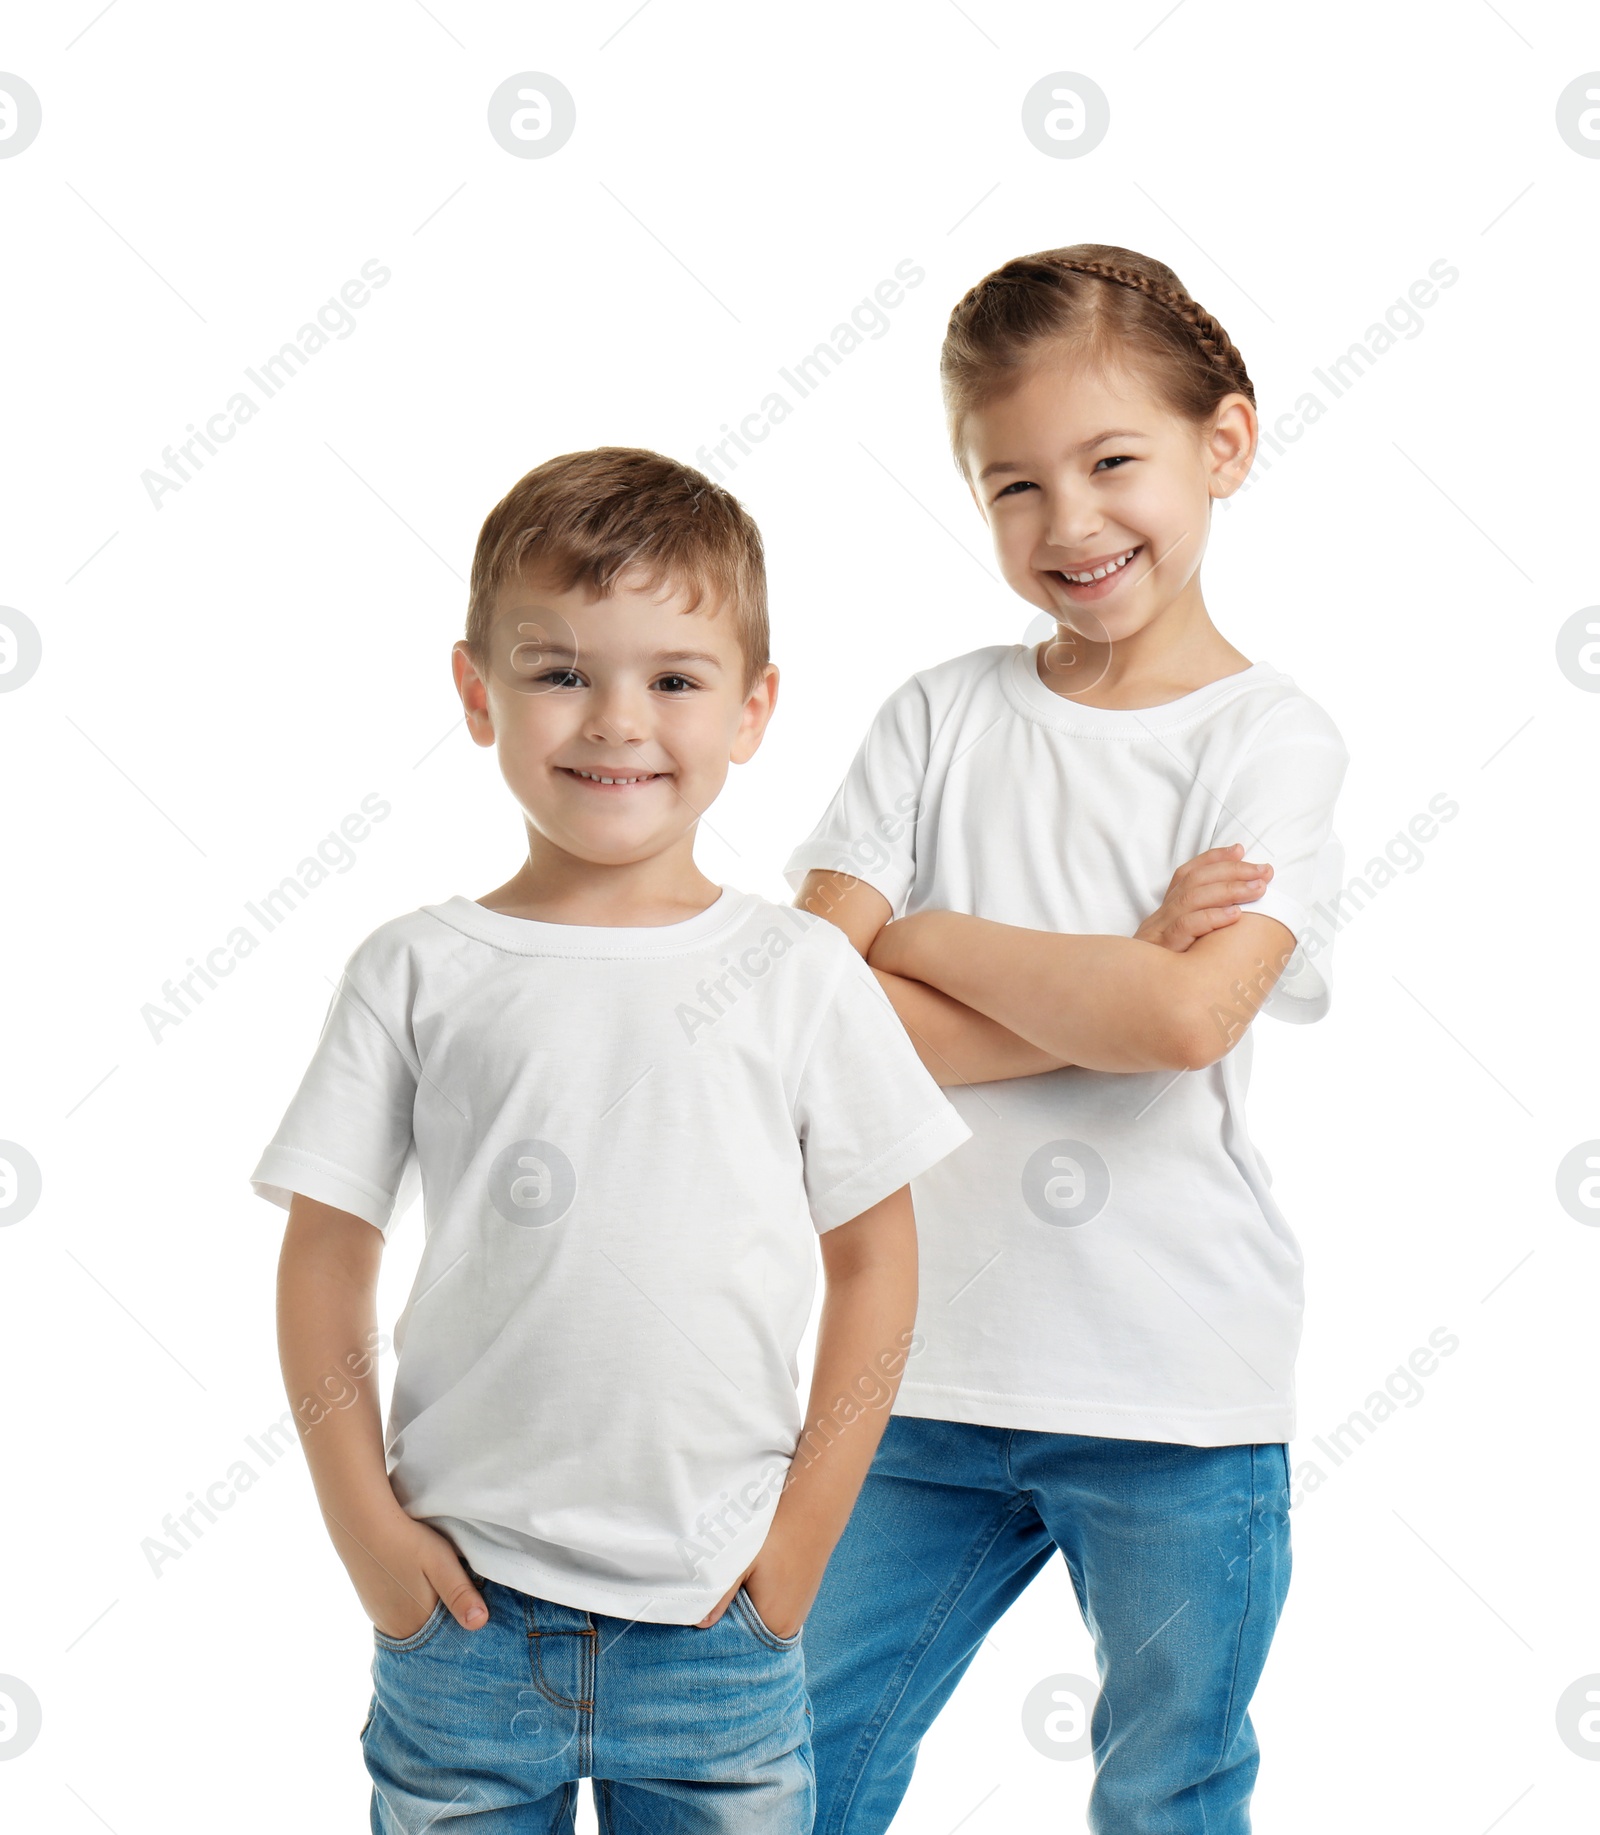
[
  {"xmin": 1135, "ymin": 843, "xmax": 1273, "ymax": 953},
  {"xmin": 335, "ymin": 1507, "xmax": 488, "ymax": 1639},
  {"xmin": 695, "ymin": 1536, "xmax": 814, "ymax": 1641}
]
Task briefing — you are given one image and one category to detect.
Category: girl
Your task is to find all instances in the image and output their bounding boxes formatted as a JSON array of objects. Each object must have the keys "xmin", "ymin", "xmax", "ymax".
[{"xmin": 787, "ymin": 244, "xmax": 1349, "ymax": 1834}]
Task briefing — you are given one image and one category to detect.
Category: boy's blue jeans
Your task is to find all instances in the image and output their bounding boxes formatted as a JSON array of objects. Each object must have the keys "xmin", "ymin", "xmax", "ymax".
[
  {"xmin": 361, "ymin": 1560, "xmax": 812, "ymax": 1833},
  {"xmin": 804, "ymin": 1414, "xmax": 1292, "ymax": 1835}
]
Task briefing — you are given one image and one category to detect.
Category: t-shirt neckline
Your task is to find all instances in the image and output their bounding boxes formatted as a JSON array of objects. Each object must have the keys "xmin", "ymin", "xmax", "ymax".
[
  {"xmin": 422, "ymin": 885, "xmax": 746, "ymax": 957},
  {"xmin": 1003, "ymin": 643, "xmax": 1274, "ymax": 735}
]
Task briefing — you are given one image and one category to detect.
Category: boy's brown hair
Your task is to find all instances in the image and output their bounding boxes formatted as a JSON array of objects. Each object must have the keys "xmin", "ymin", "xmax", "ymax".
[
  {"xmin": 464, "ymin": 446, "xmax": 770, "ymax": 691},
  {"xmin": 940, "ymin": 243, "xmax": 1256, "ymax": 473}
]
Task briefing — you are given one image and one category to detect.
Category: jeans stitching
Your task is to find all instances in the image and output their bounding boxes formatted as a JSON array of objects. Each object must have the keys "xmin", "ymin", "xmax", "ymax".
[
  {"xmin": 371, "ymin": 1596, "xmax": 450, "ymax": 1652},
  {"xmin": 525, "ymin": 1596, "xmax": 596, "ymax": 1712},
  {"xmin": 1227, "ymin": 1448, "xmax": 1259, "ymax": 1752},
  {"xmin": 1206, "ymin": 1445, "xmax": 1261, "ymax": 1788},
  {"xmin": 581, "ymin": 1608, "xmax": 596, "ymax": 1777}
]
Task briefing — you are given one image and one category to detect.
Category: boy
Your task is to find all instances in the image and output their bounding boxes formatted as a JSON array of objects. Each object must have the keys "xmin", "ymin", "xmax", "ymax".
[{"xmin": 251, "ymin": 447, "xmax": 975, "ymax": 1832}]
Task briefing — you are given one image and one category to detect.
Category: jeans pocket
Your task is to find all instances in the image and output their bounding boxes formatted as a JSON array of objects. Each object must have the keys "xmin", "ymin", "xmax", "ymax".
[
  {"xmin": 735, "ymin": 1584, "xmax": 803, "ymax": 1649},
  {"xmin": 373, "ymin": 1596, "xmax": 450, "ymax": 1651}
]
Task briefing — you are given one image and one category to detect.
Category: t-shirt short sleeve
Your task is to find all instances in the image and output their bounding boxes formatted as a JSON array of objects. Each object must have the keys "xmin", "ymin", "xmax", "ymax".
[
  {"xmin": 782, "ymin": 676, "xmax": 931, "ymax": 915},
  {"xmin": 792, "ymin": 934, "xmax": 972, "ymax": 1233},
  {"xmin": 1210, "ymin": 694, "xmax": 1350, "ymax": 1025},
  {"xmin": 249, "ymin": 945, "xmax": 420, "ymax": 1236}
]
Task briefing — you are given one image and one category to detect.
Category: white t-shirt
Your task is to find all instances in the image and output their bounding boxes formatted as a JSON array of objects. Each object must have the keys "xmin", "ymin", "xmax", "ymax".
[
  {"xmin": 250, "ymin": 887, "xmax": 971, "ymax": 1623},
  {"xmin": 784, "ymin": 644, "xmax": 1349, "ymax": 1447}
]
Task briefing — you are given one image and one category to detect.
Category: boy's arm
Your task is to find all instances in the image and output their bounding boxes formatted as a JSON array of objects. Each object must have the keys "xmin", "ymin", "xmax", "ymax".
[
  {"xmin": 277, "ymin": 1193, "xmax": 488, "ymax": 1637},
  {"xmin": 870, "ymin": 909, "xmax": 1298, "ymax": 1074},
  {"xmin": 695, "ymin": 1184, "xmax": 918, "ymax": 1639}
]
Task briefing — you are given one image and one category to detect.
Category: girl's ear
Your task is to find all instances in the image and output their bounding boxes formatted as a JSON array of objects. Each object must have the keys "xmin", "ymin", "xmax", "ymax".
[{"xmin": 1207, "ymin": 393, "xmax": 1257, "ymax": 499}]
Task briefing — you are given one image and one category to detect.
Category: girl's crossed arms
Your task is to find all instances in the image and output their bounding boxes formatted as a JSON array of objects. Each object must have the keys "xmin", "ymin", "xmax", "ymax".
[{"xmin": 801, "ymin": 840, "xmax": 1282, "ymax": 1086}]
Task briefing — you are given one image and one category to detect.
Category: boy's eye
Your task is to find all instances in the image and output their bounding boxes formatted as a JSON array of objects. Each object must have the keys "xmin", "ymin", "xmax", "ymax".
[
  {"xmin": 654, "ymin": 673, "xmax": 698, "ymax": 694},
  {"xmin": 994, "ymin": 479, "xmax": 1036, "ymax": 499},
  {"xmin": 533, "ymin": 667, "xmax": 584, "ymax": 688}
]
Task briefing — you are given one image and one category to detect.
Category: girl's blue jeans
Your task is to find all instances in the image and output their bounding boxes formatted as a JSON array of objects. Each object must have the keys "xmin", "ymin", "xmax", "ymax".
[
  {"xmin": 361, "ymin": 1560, "xmax": 812, "ymax": 1833},
  {"xmin": 804, "ymin": 1413, "xmax": 1292, "ymax": 1835}
]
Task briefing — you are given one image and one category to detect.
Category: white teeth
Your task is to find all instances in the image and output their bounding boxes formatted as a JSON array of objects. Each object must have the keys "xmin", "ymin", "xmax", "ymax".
[
  {"xmin": 1062, "ymin": 546, "xmax": 1138, "ymax": 584},
  {"xmin": 571, "ymin": 769, "xmax": 656, "ymax": 784}
]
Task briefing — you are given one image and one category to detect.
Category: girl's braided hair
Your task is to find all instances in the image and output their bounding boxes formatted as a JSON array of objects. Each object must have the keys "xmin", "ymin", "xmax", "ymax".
[{"xmin": 940, "ymin": 243, "xmax": 1255, "ymax": 471}]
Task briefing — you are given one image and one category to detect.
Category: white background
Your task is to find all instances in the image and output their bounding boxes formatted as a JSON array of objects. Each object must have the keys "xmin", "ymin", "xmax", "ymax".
[{"xmin": 2, "ymin": 3, "xmax": 1597, "ymax": 1830}]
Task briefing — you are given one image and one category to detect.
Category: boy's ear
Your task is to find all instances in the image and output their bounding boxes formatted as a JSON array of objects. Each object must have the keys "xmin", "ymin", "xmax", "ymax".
[
  {"xmin": 452, "ymin": 641, "xmax": 496, "ymax": 747},
  {"xmin": 730, "ymin": 662, "xmax": 779, "ymax": 765}
]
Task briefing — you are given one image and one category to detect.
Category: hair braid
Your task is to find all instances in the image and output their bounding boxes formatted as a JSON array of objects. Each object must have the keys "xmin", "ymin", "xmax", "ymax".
[
  {"xmin": 940, "ymin": 243, "xmax": 1257, "ymax": 465},
  {"xmin": 1049, "ymin": 253, "xmax": 1255, "ymax": 406}
]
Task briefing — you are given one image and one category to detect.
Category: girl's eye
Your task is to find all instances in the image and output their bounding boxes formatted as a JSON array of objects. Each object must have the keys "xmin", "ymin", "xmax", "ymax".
[
  {"xmin": 1094, "ymin": 454, "xmax": 1132, "ymax": 472},
  {"xmin": 994, "ymin": 479, "xmax": 1036, "ymax": 499}
]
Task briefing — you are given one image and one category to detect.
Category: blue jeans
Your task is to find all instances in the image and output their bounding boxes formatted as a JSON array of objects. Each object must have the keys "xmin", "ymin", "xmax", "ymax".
[
  {"xmin": 361, "ymin": 1561, "xmax": 813, "ymax": 1833},
  {"xmin": 804, "ymin": 1416, "xmax": 1291, "ymax": 1835}
]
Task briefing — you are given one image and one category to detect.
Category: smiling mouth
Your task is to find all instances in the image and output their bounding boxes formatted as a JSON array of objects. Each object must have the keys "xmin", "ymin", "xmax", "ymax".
[
  {"xmin": 557, "ymin": 766, "xmax": 669, "ymax": 787},
  {"xmin": 1052, "ymin": 544, "xmax": 1142, "ymax": 586}
]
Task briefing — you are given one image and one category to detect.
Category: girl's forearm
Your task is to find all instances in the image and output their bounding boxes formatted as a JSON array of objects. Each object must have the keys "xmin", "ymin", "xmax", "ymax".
[
  {"xmin": 797, "ymin": 868, "xmax": 1073, "ymax": 1082},
  {"xmin": 871, "ymin": 910, "xmax": 1196, "ymax": 1073},
  {"xmin": 871, "ymin": 966, "xmax": 1073, "ymax": 1084}
]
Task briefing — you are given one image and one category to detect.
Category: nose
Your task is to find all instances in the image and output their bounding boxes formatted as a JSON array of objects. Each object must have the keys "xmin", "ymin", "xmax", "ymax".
[
  {"xmin": 584, "ymin": 677, "xmax": 650, "ymax": 747},
  {"xmin": 1041, "ymin": 480, "xmax": 1104, "ymax": 554}
]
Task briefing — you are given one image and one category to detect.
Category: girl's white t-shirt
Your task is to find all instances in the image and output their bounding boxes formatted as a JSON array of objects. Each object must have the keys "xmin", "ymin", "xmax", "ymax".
[
  {"xmin": 250, "ymin": 887, "xmax": 971, "ymax": 1623},
  {"xmin": 784, "ymin": 643, "xmax": 1350, "ymax": 1447}
]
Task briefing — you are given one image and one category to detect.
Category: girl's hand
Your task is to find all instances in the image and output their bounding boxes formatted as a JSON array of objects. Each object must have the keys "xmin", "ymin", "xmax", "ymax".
[{"xmin": 1135, "ymin": 844, "xmax": 1273, "ymax": 953}]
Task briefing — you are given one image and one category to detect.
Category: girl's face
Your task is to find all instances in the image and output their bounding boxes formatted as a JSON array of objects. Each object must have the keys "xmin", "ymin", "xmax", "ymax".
[{"xmin": 961, "ymin": 352, "xmax": 1255, "ymax": 646}]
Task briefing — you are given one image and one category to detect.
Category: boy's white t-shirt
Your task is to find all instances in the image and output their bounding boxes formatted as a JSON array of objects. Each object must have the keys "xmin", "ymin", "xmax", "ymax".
[
  {"xmin": 784, "ymin": 643, "xmax": 1350, "ymax": 1447},
  {"xmin": 250, "ymin": 887, "xmax": 971, "ymax": 1624}
]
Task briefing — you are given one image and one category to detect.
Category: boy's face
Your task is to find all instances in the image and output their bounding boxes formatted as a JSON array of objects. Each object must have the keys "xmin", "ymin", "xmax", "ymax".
[
  {"xmin": 962, "ymin": 355, "xmax": 1255, "ymax": 647},
  {"xmin": 453, "ymin": 565, "xmax": 777, "ymax": 871}
]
